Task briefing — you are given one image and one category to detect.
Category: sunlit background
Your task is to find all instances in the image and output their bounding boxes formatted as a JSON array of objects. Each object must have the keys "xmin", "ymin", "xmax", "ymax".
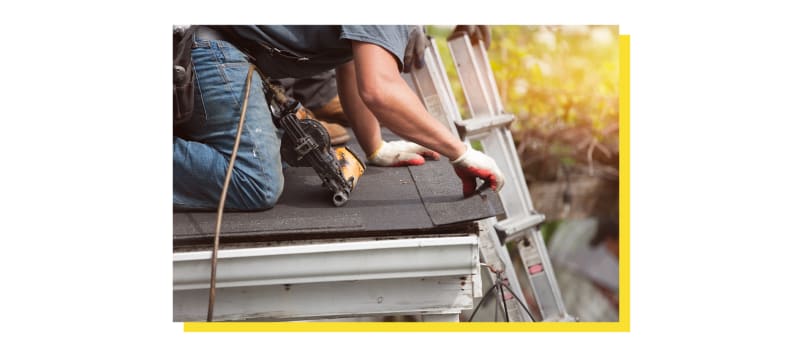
[{"xmin": 426, "ymin": 25, "xmax": 620, "ymax": 322}]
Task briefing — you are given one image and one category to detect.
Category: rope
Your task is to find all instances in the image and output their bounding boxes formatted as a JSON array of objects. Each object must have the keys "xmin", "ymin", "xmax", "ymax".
[{"xmin": 467, "ymin": 263, "xmax": 537, "ymax": 322}]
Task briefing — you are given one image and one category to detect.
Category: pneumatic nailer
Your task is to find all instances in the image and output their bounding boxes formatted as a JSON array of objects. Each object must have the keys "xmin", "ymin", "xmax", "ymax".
[{"xmin": 264, "ymin": 80, "xmax": 365, "ymax": 206}]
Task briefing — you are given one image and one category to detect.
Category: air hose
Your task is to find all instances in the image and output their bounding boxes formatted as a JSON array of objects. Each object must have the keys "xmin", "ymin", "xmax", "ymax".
[{"xmin": 206, "ymin": 64, "xmax": 256, "ymax": 322}]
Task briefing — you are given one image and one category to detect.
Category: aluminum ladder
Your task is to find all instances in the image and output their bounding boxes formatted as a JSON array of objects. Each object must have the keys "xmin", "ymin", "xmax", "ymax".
[{"xmin": 408, "ymin": 34, "xmax": 575, "ymax": 322}]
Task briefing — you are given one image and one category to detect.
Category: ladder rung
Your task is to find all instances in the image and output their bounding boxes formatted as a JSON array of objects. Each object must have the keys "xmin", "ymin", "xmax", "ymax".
[
  {"xmin": 454, "ymin": 114, "xmax": 514, "ymax": 140},
  {"xmin": 494, "ymin": 214, "xmax": 545, "ymax": 245}
]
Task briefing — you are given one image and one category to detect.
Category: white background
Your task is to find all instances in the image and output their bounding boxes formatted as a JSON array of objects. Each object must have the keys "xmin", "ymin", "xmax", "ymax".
[{"xmin": 1, "ymin": 0, "xmax": 790, "ymax": 351}]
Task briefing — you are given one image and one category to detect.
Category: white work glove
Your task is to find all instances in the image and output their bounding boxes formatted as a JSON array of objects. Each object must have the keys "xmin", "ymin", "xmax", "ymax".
[
  {"xmin": 451, "ymin": 146, "xmax": 505, "ymax": 197},
  {"xmin": 367, "ymin": 140, "xmax": 440, "ymax": 167}
]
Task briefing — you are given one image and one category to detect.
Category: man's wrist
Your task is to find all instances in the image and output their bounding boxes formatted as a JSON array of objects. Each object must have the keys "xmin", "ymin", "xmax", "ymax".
[
  {"xmin": 449, "ymin": 144, "xmax": 469, "ymax": 163},
  {"xmin": 366, "ymin": 140, "xmax": 386, "ymax": 160}
]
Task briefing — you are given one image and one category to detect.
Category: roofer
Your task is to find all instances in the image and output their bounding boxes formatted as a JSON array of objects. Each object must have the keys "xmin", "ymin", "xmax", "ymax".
[
  {"xmin": 173, "ymin": 25, "xmax": 504, "ymax": 210},
  {"xmin": 274, "ymin": 26, "xmax": 491, "ymax": 147}
]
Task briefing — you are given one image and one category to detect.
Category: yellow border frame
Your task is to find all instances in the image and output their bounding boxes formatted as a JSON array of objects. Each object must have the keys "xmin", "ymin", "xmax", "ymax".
[{"xmin": 184, "ymin": 34, "xmax": 630, "ymax": 333}]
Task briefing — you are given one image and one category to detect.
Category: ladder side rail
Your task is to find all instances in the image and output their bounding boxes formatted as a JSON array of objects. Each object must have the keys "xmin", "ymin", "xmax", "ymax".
[
  {"xmin": 471, "ymin": 39, "xmax": 541, "ymax": 213},
  {"xmin": 408, "ymin": 40, "xmax": 532, "ymax": 321},
  {"xmin": 447, "ymin": 36, "xmax": 534, "ymax": 220},
  {"xmin": 447, "ymin": 37, "xmax": 497, "ymax": 117},
  {"xmin": 478, "ymin": 218, "xmax": 533, "ymax": 321},
  {"xmin": 448, "ymin": 35, "xmax": 573, "ymax": 321},
  {"xmin": 473, "ymin": 41, "xmax": 506, "ymax": 113},
  {"xmin": 522, "ymin": 228, "xmax": 570, "ymax": 320},
  {"xmin": 409, "ymin": 39, "xmax": 463, "ymax": 137}
]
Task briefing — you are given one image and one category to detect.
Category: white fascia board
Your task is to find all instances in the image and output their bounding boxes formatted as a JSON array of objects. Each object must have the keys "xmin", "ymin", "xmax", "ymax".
[
  {"xmin": 174, "ymin": 276, "xmax": 474, "ymax": 321},
  {"xmin": 174, "ymin": 235, "xmax": 479, "ymax": 291}
]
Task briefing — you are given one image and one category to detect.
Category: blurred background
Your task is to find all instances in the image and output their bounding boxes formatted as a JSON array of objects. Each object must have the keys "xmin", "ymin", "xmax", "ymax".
[{"xmin": 425, "ymin": 25, "xmax": 621, "ymax": 322}]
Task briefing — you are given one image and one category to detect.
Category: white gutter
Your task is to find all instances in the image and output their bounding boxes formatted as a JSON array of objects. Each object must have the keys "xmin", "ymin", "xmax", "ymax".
[{"xmin": 174, "ymin": 236, "xmax": 479, "ymax": 291}]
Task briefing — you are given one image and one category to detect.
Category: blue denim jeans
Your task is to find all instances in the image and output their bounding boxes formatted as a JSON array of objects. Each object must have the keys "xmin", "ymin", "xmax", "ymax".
[{"xmin": 173, "ymin": 37, "xmax": 284, "ymax": 210}]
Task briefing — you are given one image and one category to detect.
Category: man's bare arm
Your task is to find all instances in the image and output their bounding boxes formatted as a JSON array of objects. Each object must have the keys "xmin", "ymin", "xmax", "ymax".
[
  {"xmin": 335, "ymin": 60, "xmax": 383, "ymax": 156},
  {"xmin": 346, "ymin": 41, "xmax": 467, "ymax": 160}
]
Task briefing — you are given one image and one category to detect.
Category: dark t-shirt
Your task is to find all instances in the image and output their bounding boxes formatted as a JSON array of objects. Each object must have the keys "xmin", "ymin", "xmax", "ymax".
[{"xmin": 216, "ymin": 25, "xmax": 411, "ymax": 79}]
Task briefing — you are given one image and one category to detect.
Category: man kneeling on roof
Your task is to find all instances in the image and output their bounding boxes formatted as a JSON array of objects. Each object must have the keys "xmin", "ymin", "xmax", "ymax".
[{"xmin": 173, "ymin": 25, "xmax": 504, "ymax": 210}]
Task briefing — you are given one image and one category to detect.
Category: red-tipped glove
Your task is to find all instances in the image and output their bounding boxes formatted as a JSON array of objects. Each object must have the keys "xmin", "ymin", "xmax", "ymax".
[
  {"xmin": 451, "ymin": 147, "xmax": 505, "ymax": 197},
  {"xmin": 367, "ymin": 140, "xmax": 441, "ymax": 167}
]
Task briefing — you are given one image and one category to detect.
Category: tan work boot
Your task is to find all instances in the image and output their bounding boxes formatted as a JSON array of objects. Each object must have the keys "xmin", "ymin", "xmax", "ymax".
[
  {"xmin": 312, "ymin": 95, "xmax": 349, "ymax": 127},
  {"xmin": 303, "ymin": 106, "xmax": 350, "ymax": 145},
  {"xmin": 320, "ymin": 121, "xmax": 350, "ymax": 146}
]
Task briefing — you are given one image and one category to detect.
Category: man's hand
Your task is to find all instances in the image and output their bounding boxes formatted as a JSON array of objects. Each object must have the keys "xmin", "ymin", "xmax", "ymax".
[
  {"xmin": 451, "ymin": 146, "xmax": 504, "ymax": 197},
  {"xmin": 403, "ymin": 26, "xmax": 428, "ymax": 73},
  {"xmin": 448, "ymin": 25, "xmax": 491, "ymax": 49},
  {"xmin": 367, "ymin": 140, "xmax": 440, "ymax": 167}
]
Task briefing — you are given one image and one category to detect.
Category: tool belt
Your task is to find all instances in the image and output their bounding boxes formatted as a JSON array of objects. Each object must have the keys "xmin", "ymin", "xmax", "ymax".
[{"xmin": 173, "ymin": 26, "xmax": 197, "ymax": 126}]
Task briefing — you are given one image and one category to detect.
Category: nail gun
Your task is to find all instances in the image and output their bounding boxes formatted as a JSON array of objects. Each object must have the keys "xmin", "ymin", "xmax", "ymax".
[{"xmin": 264, "ymin": 79, "xmax": 365, "ymax": 206}]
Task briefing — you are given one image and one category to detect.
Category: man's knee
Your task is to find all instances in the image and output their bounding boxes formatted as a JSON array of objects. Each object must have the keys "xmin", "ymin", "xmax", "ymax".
[
  {"xmin": 251, "ymin": 170, "xmax": 285, "ymax": 210},
  {"xmin": 227, "ymin": 168, "xmax": 284, "ymax": 211}
]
